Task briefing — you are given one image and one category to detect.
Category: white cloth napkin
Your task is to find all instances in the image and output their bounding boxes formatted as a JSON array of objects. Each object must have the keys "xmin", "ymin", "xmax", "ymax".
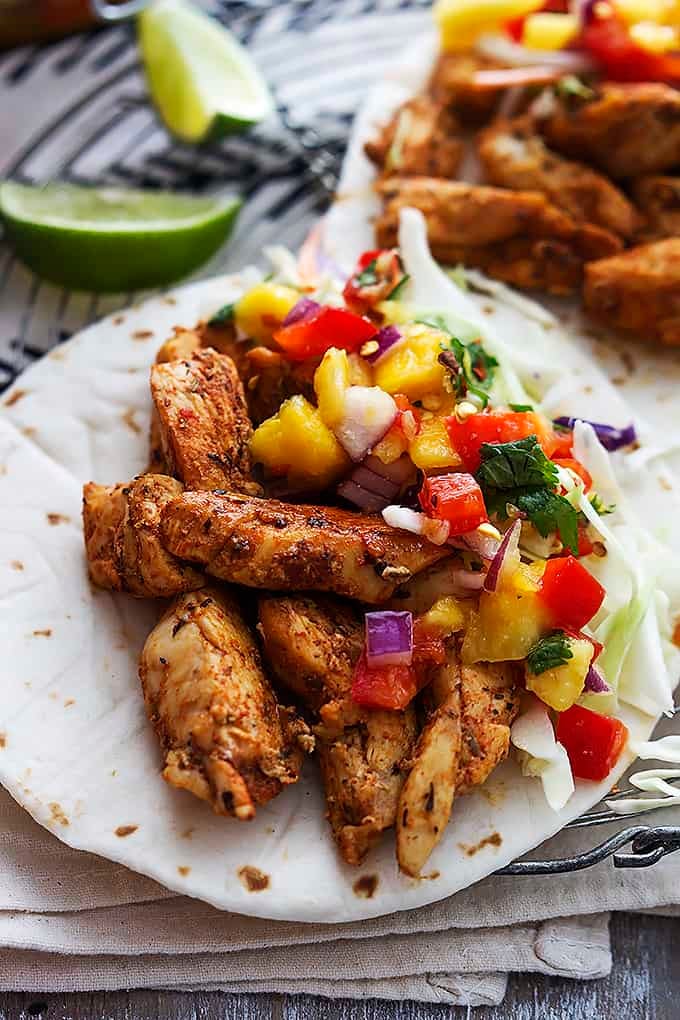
[{"xmin": 2, "ymin": 785, "xmax": 679, "ymax": 1006}]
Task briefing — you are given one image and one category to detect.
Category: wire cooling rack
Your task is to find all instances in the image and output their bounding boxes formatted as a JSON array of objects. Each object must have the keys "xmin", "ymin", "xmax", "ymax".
[{"xmin": 1, "ymin": 0, "xmax": 679, "ymax": 876}]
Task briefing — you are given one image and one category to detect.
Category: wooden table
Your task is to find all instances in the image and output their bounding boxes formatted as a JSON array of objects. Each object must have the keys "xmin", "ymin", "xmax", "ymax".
[{"xmin": 1, "ymin": 912, "xmax": 676, "ymax": 1020}]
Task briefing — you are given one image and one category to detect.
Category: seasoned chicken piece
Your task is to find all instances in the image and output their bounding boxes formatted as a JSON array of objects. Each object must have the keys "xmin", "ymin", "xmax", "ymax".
[
  {"xmin": 258, "ymin": 594, "xmax": 417, "ymax": 864},
  {"xmin": 632, "ymin": 176, "xmax": 680, "ymax": 242},
  {"xmin": 242, "ymin": 346, "xmax": 317, "ymax": 427},
  {"xmin": 428, "ymin": 51, "xmax": 511, "ymax": 124},
  {"xmin": 155, "ymin": 327, "xmax": 202, "ymax": 365},
  {"xmin": 540, "ymin": 83, "xmax": 680, "ymax": 179},
  {"xmin": 478, "ymin": 117, "xmax": 639, "ymax": 239},
  {"xmin": 82, "ymin": 474, "xmax": 204, "ymax": 597},
  {"xmin": 397, "ymin": 647, "xmax": 518, "ymax": 877},
  {"xmin": 150, "ymin": 348, "xmax": 260, "ymax": 495},
  {"xmin": 140, "ymin": 588, "xmax": 311, "ymax": 820},
  {"xmin": 584, "ymin": 238, "xmax": 680, "ymax": 347},
  {"xmin": 364, "ymin": 96, "xmax": 464, "ymax": 179},
  {"xmin": 161, "ymin": 491, "xmax": 451, "ymax": 604},
  {"xmin": 375, "ymin": 177, "xmax": 621, "ymax": 294}
]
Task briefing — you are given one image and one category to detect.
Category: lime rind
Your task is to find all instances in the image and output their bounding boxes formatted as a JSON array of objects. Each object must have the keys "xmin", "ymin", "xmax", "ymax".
[{"xmin": 138, "ymin": 0, "xmax": 274, "ymax": 143}]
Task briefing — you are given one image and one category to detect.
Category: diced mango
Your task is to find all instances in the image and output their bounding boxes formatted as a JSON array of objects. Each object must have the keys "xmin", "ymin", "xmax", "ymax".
[
  {"xmin": 374, "ymin": 323, "xmax": 448, "ymax": 402},
  {"xmin": 348, "ymin": 353, "xmax": 373, "ymax": 387},
  {"xmin": 505, "ymin": 561, "xmax": 543, "ymax": 595},
  {"xmin": 372, "ymin": 425, "xmax": 409, "ymax": 464},
  {"xmin": 314, "ymin": 347, "xmax": 350, "ymax": 428},
  {"xmin": 522, "ymin": 12, "xmax": 579, "ymax": 49},
  {"xmin": 629, "ymin": 20, "xmax": 678, "ymax": 53},
  {"xmin": 461, "ymin": 588, "xmax": 549, "ymax": 663},
  {"xmin": 409, "ymin": 413, "xmax": 462, "ymax": 471},
  {"xmin": 249, "ymin": 394, "xmax": 350, "ymax": 491},
  {"xmin": 526, "ymin": 638, "xmax": 593, "ymax": 712},
  {"xmin": 614, "ymin": 0, "xmax": 675, "ymax": 25},
  {"xmin": 421, "ymin": 596, "xmax": 468, "ymax": 636},
  {"xmin": 434, "ymin": 0, "xmax": 543, "ymax": 51},
  {"xmin": 234, "ymin": 283, "xmax": 300, "ymax": 344}
]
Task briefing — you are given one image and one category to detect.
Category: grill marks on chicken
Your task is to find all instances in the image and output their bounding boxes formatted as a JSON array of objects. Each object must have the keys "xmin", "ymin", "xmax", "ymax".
[
  {"xmin": 478, "ymin": 117, "xmax": 639, "ymax": 240},
  {"xmin": 161, "ymin": 491, "xmax": 451, "ymax": 604},
  {"xmin": 540, "ymin": 83, "xmax": 680, "ymax": 180},
  {"xmin": 140, "ymin": 588, "xmax": 311, "ymax": 820},
  {"xmin": 258, "ymin": 594, "xmax": 417, "ymax": 865},
  {"xmin": 365, "ymin": 96, "xmax": 464, "ymax": 180},
  {"xmin": 584, "ymin": 238, "xmax": 680, "ymax": 347},
  {"xmin": 397, "ymin": 647, "xmax": 518, "ymax": 877},
  {"xmin": 375, "ymin": 177, "xmax": 621, "ymax": 294},
  {"xmin": 150, "ymin": 348, "xmax": 259, "ymax": 495},
  {"xmin": 82, "ymin": 474, "xmax": 204, "ymax": 597}
]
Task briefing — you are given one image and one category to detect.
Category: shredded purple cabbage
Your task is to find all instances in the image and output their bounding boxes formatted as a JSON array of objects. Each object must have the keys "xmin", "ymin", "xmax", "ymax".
[
  {"xmin": 282, "ymin": 297, "xmax": 321, "ymax": 327},
  {"xmin": 553, "ymin": 417, "xmax": 637, "ymax": 452}
]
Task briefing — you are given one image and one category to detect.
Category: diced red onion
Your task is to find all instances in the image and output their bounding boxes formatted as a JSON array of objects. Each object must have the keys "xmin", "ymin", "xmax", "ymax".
[
  {"xmin": 450, "ymin": 528, "xmax": 501, "ymax": 562},
  {"xmin": 476, "ymin": 33, "xmax": 597, "ymax": 72},
  {"xmin": 337, "ymin": 454, "xmax": 413, "ymax": 512},
  {"xmin": 584, "ymin": 664, "xmax": 611, "ymax": 694},
  {"xmin": 282, "ymin": 297, "xmax": 321, "ymax": 327},
  {"xmin": 364, "ymin": 325, "xmax": 402, "ymax": 364},
  {"xmin": 484, "ymin": 519, "xmax": 521, "ymax": 593},
  {"xmin": 365, "ymin": 610, "xmax": 413, "ymax": 667},
  {"xmin": 337, "ymin": 480, "xmax": 391, "ymax": 514},
  {"xmin": 553, "ymin": 417, "xmax": 637, "ymax": 452},
  {"xmin": 382, "ymin": 505, "xmax": 426, "ymax": 535},
  {"xmin": 334, "ymin": 386, "xmax": 397, "ymax": 462}
]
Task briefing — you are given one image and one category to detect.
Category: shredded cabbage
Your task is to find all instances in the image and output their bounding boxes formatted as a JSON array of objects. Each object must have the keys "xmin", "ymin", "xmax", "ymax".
[{"xmin": 510, "ymin": 697, "xmax": 574, "ymax": 812}]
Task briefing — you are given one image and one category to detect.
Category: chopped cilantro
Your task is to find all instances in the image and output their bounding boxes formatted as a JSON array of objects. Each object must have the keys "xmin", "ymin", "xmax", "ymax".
[
  {"xmin": 509, "ymin": 403, "xmax": 534, "ymax": 413},
  {"xmin": 208, "ymin": 302, "xmax": 235, "ymax": 327},
  {"xmin": 555, "ymin": 75, "xmax": 595, "ymax": 102},
  {"xmin": 475, "ymin": 436, "xmax": 579, "ymax": 554},
  {"xmin": 526, "ymin": 631, "xmax": 573, "ymax": 676},
  {"xmin": 589, "ymin": 492, "xmax": 615, "ymax": 516},
  {"xmin": 355, "ymin": 259, "xmax": 379, "ymax": 288},
  {"xmin": 418, "ymin": 317, "xmax": 498, "ymax": 407},
  {"xmin": 386, "ymin": 274, "xmax": 410, "ymax": 301}
]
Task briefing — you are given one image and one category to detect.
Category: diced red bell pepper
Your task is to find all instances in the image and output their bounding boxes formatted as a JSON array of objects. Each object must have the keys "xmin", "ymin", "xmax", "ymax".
[
  {"xmin": 580, "ymin": 3, "xmax": 680, "ymax": 83},
  {"xmin": 553, "ymin": 457, "xmax": 592, "ymax": 491},
  {"xmin": 544, "ymin": 428, "xmax": 574, "ymax": 460},
  {"xmin": 273, "ymin": 306, "xmax": 376, "ymax": 362},
  {"xmin": 539, "ymin": 555, "xmax": 606, "ymax": 631},
  {"xmin": 351, "ymin": 650, "xmax": 419, "ymax": 711},
  {"xmin": 412, "ymin": 617, "xmax": 448, "ymax": 668},
  {"xmin": 446, "ymin": 410, "xmax": 556, "ymax": 472},
  {"xmin": 419, "ymin": 473, "xmax": 489, "ymax": 536},
  {"xmin": 556, "ymin": 704, "xmax": 628, "ymax": 782}
]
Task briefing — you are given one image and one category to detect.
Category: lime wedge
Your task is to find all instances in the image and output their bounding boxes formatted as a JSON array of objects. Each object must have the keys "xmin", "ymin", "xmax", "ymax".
[
  {"xmin": 0, "ymin": 181, "xmax": 241, "ymax": 293},
  {"xmin": 138, "ymin": 0, "xmax": 274, "ymax": 143}
]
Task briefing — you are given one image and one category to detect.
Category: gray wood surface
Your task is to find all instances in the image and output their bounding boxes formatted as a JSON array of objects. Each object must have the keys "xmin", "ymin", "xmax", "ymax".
[{"xmin": 0, "ymin": 912, "xmax": 675, "ymax": 1019}]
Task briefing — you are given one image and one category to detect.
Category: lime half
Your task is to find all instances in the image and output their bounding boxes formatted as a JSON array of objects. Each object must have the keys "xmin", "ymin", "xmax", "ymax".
[
  {"xmin": 0, "ymin": 181, "xmax": 242, "ymax": 293},
  {"xmin": 138, "ymin": 0, "xmax": 274, "ymax": 143}
]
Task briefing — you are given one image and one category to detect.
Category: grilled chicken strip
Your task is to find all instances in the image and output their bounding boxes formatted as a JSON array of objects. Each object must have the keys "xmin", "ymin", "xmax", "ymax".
[
  {"xmin": 632, "ymin": 176, "xmax": 680, "ymax": 242},
  {"xmin": 375, "ymin": 177, "xmax": 621, "ymax": 294},
  {"xmin": 150, "ymin": 348, "xmax": 260, "ymax": 495},
  {"xmin": 584, "ymin": 238, "xmax": 680, "ymax": 347},
  {"xmin": 365, "ymin": 96, "xmax": 464, "ymax": 179},
  {"xmin": 140, "ymin": 588, "xmax": 311, "ymax": 820},
  {"xmin": 397, "ymin": 646, "xmax": 518, "ymax": 877},
  {"xmin": 478, "ymin": 117, "xmax": 638, "ymax": 240},
  {"xmin": 540, "ymin": 83, "xmax": 680, "ymax": 179},
  {"xmin": 82, "ymin": 474, "xmax": 204, "ymax": 597},
  {"xmin": 161, "ymin": 491, "xmax": 450, "ymax": 604},
  {"xmin": 258, "ymin": 594, "xmax": 417, "ymax": 864}
]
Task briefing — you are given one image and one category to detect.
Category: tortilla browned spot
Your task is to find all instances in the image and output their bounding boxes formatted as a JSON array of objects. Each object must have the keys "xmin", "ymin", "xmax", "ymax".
[
  {"xmin": 353, "ymin": 874, "xmax": 379, "ymax": 899},
  {"xmin": 238, "ymin": 866, "xmax": 270, "ymax": 892},
  {"xmin": 459, "ymin": 832, "xmax": 502, "ymax": 857},
  {"xmin": 4, "ymin": 389, "xmax": 27, "ymax": 407},
  {"xmin": 49, "ymin": 803, "xmax": 69, "ymax": 827},
  {"xmin": 115, "ymin": 825, "xmax": 138, "ymax": 838},
  {"xmin": 47, "ymin": 513, "xmax": 70, "ymax": 526}
]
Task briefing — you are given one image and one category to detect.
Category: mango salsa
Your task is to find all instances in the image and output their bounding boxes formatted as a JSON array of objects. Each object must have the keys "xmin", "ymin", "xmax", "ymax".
[
  {"xmin": 522, "ymin": 12, "xmax": 579, "ymax": 50},
  {"xmin": 461, "ymin": 587, "xmax": 549, "ymax": 663},
  {"xmin": 249, "ymin": 395, "xmax": 349, "ymax": 491},
  {"xmin": 314, "ymin": 347, "xmax": 350, "ymax": 428},
  {"xmin": 374, "ymin": 323, "xmax": 448, "ymax": 402},
  {"xmin": 409, "ymin": 413, "xmax": 462, "ymax": 472},
  {"xmin": 234, "ymin": 282, "xmax": 299, "ymax": 344},
  {"xmin": 434, "ymin": 0, "xmax": 543, "ymax": 51},
  {"xmin": 526, "ymin": 637, "xmax": 593, "ymax": 712},
  {"xmin": 420, "ymin": 596, "xmax": 468, "ymax": 636}
]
